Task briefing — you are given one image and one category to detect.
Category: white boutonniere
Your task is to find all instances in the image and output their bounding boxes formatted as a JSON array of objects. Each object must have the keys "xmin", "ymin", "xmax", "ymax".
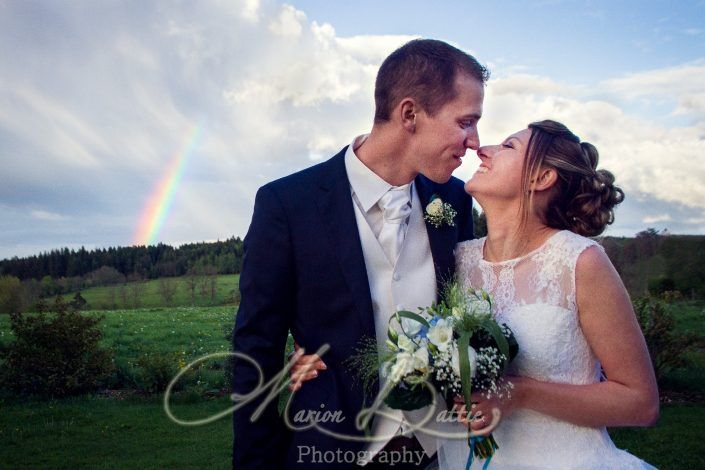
[{"xmin": 424, "ymin": 195, "xmax": 457, "ymax": 228}]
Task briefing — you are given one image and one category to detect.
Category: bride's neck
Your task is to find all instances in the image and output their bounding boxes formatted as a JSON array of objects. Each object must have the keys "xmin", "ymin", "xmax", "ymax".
[{"xmin": 482, "ymin": 203, "xmax": 555, "ymax": 262}]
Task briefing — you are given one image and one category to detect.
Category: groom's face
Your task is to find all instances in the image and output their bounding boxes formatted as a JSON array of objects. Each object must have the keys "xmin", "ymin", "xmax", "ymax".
[{"xmin": 410, "ymin": 73, "xmax": 484, "ymax": 183}]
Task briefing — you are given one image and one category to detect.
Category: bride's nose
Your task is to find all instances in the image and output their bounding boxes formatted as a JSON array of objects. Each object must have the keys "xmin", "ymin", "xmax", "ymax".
[{"xmin": 477, "ymin": 145, "xmax": 491, "ymax": 160}]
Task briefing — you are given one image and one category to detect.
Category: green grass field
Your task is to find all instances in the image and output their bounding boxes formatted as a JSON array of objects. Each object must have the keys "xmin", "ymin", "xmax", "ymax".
[
  {"xmin": 610, "ymin": 404, "xmax": 705, "ymax": 469},
  {"xmin": 0, "ymin": 299, "xmax": 703, "ymax": 468},
  {"xmin": 0, "ymin": 394, "xmax": 234, "ymax": 469},
  {"xmin": 660, "ymin": 300, "xmax": 705, "ymax": 393},
  {"xmin": 54, "ymin": 274, "xmax": 240, "ymax": 310},
  {"xmin": 0, "ymin": 396, "xmax": 702, "ymax": 469},
  {"xmin": 0, "ymin": 306, "xmax": 235, "ymax": 361},
  {"xmin": 670, "ymin": 300, "xmax": 705, "ymax": 336}
]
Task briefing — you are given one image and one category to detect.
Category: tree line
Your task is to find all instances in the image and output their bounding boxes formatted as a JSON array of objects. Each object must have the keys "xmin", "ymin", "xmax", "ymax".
[
  {"xmin": 601, "ymin": 229, "xmax": 705, "ymax": 298},
  {"xmin": 0, "ymin": 238, "xmax": 244, "ymax": 313},
  {"xmin": 0, "ymin": 237, "xmax": 244, "ymax": 281},
  {"xmin": 2, "ymin": 224, "xmax": 704, "ymax": 314}
]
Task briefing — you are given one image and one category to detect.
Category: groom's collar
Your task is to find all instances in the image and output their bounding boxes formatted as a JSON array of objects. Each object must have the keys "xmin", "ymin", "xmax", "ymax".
[{"xmin": 344, "ymin": 134, "xmax": 414, "ymax": 213}]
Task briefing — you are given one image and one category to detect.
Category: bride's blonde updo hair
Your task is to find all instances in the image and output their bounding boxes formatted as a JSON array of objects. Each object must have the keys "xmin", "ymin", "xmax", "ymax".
[{"xmin": 522, "ymin": 120, "xmax": 624, "ymax": 237}]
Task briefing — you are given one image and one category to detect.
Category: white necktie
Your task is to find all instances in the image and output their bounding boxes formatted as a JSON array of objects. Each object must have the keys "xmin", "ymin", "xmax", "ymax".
[{"xmin": 378, "ymin": 185, "xmax": 411, "ymax": 264}]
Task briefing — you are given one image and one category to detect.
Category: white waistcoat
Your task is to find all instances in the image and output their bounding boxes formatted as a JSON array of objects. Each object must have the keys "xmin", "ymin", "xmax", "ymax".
[{"xmin": 352, "ymin": 188, "xmax": 438, "ymax": 461}]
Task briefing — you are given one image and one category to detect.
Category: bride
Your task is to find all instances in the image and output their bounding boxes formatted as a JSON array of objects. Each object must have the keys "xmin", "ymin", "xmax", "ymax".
[
  {"xmin": 440, "ymin": 119, "xmax": 658, "ymax": 469},
  {"xmin": 290, "ymin": 119, "xmax": 659, "ymax": 469}
]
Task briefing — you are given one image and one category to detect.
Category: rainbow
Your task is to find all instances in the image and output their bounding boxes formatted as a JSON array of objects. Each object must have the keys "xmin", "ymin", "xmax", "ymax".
[{"xmin": 132, "ymin": 122, "xmax": 204, "ymax": 246}]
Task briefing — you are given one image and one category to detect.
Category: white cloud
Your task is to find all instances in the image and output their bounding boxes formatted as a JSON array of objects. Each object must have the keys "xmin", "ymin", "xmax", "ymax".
[
  {"xmin": 335, "ymin": 33, "xmax": 418, "ymax": 64},
  {"xmin": 30, "ymin": 210, "xmax": 65, "ymax": 221},
  {"xmin": 223, "ymin": 22, "xmax": 409, "ymax": 109},
  {"xmin": 268, "ymin": 4, "xmax": 306, "ymax": 37},
  {"xmin": 241, "ymin": 0, "xmax": 261, "ymax": 22},
  {"xmin": 643, "ymin": 214, "xmax": 672, "ymax": 224},
  {"xmin": 0, "ymin": 85, "xmax": 106, "ymax": 168},
  {"xmin": 467, "ymin": 66, "xmax": 705, "ymax": 218},
  {"xmin": 601, "ymin": 60, "xmax": 705, "ymax": 117}
]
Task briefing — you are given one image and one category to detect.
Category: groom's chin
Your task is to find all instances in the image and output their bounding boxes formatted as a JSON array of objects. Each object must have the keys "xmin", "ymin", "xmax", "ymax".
[
  {"xmin": 426, "ymin": 173, "xmax": 453, "ymax": 184},
  {"xmin": 422, "ymin": 165, "xmax": 460, "ymax": 184}
]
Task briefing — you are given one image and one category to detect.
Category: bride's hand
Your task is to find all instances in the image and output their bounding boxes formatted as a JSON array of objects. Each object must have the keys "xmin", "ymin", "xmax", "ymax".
[
  {"xmin": 288, "ymin": 341, "xmax": 327, "ymax": 392},
  {"xmin": 453, "ymin": 378, "xmax": 524, "ymax": 434},
  {"xmin": 453, "ymin": 395, "xmax": 502, "ymax": 436}
]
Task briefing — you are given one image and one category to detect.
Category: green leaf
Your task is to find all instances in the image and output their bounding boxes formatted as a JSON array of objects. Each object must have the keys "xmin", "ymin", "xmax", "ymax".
[
  {"xmin": 395, "ymin": 310, "xmax": 430, "ymax": 329},
  {"xmin": 387, "ymin": 327, "xmax": 399, "ymax": 345},
  {"xmin": 384, "ymin": 383, "xmax": 434, "ymax": 410},
  {"xmin": 480, "ymin": 318, "xmax": 510, "ymax": 368},
  {"xmin": 458, "ymin": 331, "xmax": 473, "ymax": 410}
]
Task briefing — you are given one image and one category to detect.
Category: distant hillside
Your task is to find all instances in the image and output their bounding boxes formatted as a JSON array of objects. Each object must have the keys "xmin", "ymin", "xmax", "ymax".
[
  {"xmin": 601, "ymin": 231, "xmax": 705, "ymax": 298},
  {"xmin": 0, "ymin": 237, "xmax": 244, "ymax": 281},
  {"xmin": 1, "ymin": 230, "xmax": 703, "ymax": 302}
]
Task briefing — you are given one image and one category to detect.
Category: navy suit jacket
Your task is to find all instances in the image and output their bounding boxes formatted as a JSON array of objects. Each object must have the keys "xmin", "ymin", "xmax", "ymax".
[{"xmin": 232, "ymin": 147, "xmax": 474, "ymax": 469}]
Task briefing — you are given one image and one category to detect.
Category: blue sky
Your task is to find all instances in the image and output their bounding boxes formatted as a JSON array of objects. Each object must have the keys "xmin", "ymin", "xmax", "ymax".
[{"xmin": 1, "ymin": 0, "xmax": 704, "ymax": 260}]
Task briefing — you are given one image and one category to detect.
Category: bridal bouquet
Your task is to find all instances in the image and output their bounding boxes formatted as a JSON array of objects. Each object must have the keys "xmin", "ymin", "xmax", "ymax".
[{"xmin": 350, "ymin": 279, "xmax": 518, "ymax": 464}]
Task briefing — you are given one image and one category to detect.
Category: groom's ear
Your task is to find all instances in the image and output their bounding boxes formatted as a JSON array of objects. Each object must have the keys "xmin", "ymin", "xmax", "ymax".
[
  {"xmin": 399, "ymin": 98, "xmax": 418, "ymax": 132},
  {"xmin": 530, "ymin": 167, "xmax": 558, "ymax": 192}
]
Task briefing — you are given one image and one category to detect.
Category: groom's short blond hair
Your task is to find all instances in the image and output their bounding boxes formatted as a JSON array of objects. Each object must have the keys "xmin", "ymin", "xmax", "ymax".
[{"xmin": 374, "ymin": 39, "xmax": 489, "ymax": 123}]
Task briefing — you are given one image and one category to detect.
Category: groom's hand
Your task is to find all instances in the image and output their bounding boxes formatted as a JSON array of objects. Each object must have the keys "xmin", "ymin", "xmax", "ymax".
[{"xmin": 288, "ymin": 341, "xmax": 327, "ymax": 391}]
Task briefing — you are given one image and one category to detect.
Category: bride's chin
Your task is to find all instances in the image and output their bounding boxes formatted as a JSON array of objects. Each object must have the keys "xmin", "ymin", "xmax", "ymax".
[{"xmin": 464, "ymin": 179, "xmax": 481, "ymax": 196}]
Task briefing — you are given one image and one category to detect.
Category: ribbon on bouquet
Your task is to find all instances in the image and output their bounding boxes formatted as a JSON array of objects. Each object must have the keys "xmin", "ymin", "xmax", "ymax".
[{"xmin": 466, "ymin": 435, "xmax": 494, "ymax": 470}]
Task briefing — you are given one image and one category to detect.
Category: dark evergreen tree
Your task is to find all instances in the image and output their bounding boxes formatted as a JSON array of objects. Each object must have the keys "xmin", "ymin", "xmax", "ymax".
[
  {"xmin": 0, "ymin": 237, "xmax": 245, "ymax": 282},
  {"xmin": 472, "ymin": 207, "xmax": 487, "ymax": 238}
]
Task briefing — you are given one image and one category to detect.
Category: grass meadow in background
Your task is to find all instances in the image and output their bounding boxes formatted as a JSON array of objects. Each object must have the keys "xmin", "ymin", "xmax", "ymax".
[
  {"xmin": 54, "ymin": 274, "xmax": 240, "ymax": 310},
  {"xmin": 0, "ymin": 298, "xmax": 703, "ymax": 468}
]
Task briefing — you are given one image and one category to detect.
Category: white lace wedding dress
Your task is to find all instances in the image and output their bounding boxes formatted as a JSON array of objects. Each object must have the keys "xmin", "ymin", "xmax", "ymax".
[{"xmin": 436, "ymin": 230, "xmax": 655, "ymax": 469}]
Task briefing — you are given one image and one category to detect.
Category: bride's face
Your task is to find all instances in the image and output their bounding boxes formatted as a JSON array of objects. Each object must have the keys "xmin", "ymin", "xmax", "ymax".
[{"xmin": 464, "ymin": 128, "xmax": 532, "ymax": 200}]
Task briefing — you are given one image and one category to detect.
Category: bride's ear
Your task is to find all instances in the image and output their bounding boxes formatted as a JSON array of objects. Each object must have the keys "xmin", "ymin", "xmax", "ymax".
[{"xmin": 530, "ymin": 167, "xmax": 558, "ymax": 192}]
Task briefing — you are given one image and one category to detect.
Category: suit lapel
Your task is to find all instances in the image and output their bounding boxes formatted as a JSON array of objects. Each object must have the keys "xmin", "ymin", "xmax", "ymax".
[
  {"xmin": 315, "ymin": 150, "xmax": 376, "ymax": 338},
  {"xmin": 415, "ymin": 175, "xmax": 457, "ymax": 295}
]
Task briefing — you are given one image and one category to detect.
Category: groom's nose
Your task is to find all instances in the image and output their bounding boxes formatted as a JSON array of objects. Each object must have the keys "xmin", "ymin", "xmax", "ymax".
[{"xmin": 464, "ymin": 128, "xmax": 480, "ymax": 151}]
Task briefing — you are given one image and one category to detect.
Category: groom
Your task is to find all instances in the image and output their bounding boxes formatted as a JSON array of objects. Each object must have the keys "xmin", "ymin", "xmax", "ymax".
[{"xmin": 232, "ymin": 39, "xmax": 487, "ymax": 469}]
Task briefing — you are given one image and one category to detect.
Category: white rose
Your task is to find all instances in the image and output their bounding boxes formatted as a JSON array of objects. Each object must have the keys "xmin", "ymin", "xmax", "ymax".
[
  {"xmin": 389, "ymin": 359, "xmax": 407, "ymax": 383},
  {"xmin": 397, "ymin": 333, "xmax": 416, "ymax": 352},
  {"xmin": 412, "ymin": 346, "xmax": 429, "ymax": 372},
  {"xmin": 426, "ymin": 199, "xmax": 443, "ymax": 216},
  {"xmin": 451, "ymin": 345, "xmax": 477, "ymax": 379},
  {"xmin": 427, "ymin": 319, "xmax": 453, "ymax": 351},
  {"xmin": 404, "ymin": 346, "xmax": 430, "ymax": 384},
  {"xmin": 390, "ymin": 351, "xmax": 416, "ymax": 382}
]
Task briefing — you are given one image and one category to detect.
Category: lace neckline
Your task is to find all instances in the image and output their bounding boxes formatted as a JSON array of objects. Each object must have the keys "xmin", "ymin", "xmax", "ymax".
[{"xmin": 480, "ymin": 230, "xmax": 565, "ymax": 266}]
